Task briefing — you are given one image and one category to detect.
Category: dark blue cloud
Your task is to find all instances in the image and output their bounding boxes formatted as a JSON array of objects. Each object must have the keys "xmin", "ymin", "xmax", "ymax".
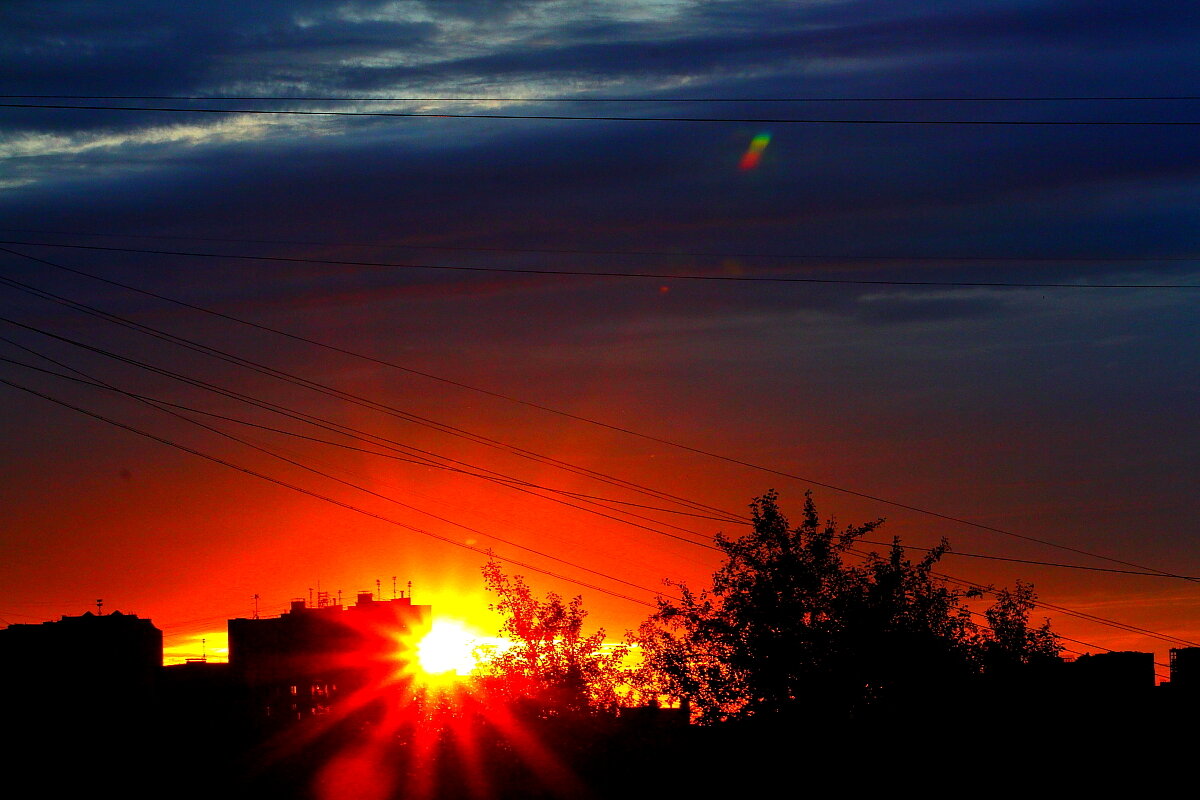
[
  {"xmin": 2, "ymin": 0, "xmax": 1199, "ymax": 289},
  {"xmin": 0, "ymin": 1, "xmax": 434, "ymax": 131},
  {"xmin": 855, "ymin": 293, "xmax": 1009, "ymax": 324},
  {"xmin": 7, "ymin": 0, "xmax": 1197, "ymax": 100}
]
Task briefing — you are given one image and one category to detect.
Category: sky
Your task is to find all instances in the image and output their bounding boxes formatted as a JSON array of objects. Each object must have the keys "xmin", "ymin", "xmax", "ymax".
[{"xmin": 0, "ymin": 1, "xmax": 1197, "ymax": 676}]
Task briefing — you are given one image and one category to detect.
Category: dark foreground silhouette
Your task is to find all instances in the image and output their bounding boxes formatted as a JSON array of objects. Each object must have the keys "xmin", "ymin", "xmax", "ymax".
[{"xmin": 7, "ymin": 670, "xmax": 1197, "ymax": 800}]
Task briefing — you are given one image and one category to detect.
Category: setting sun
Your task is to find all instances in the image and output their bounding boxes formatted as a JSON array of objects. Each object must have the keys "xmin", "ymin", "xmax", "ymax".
[{"xmin": 415, "ymin": 619, "xmax": 490, "ymax": 677}]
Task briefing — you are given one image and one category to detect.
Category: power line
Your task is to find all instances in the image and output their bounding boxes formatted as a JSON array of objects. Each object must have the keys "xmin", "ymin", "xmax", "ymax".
[
  {"xmin": 5, "ymin": 229, "xmax": 1199, "ymax": 267},
  {"xmin": 932, "ymin": 570, "xmax": 1200, "ymax": 648},
  {"xmin": 855, "ymin": 539, "xmax": 1200, "ymax": 581},
  {"xmin": 3, "ymin": 245, "xmax": 1193, "ymax": 584},
  {"xmin": 0, "ymin": 255, "xmax": 743, "ymax": 524},
  {"xmin": 2, "ymin": 255, "xmax": 1195, "ymax": 649},
  {"xmin": 774, "ymin": 542, "xmax": 1179, "ymax": 677},
  {"xmin": 5, "ymin": 102, "xmax": 1200, "ymax": 125},
  {"xmin": 0, "ymin": 345, "xmax": 684, "ymax": 601},
  {"xmin": 958, "ymin": 608, "xmax": 1171, "ymax": 680},
  {"xmin": 0, "ymin": 318, "xmax": 730, "ymax": 548},
  {"xmin": 0, "ymin": 375, "xmax": 660, "ymax": 609},
  {"xmin": 4, "ymin": 330, "xmax": 1189, "ymax": 653},
  {"xmin": 841, "ymin": 545, "xmax": 1190, "ymax": 667},
  {"xmin": 0, "ymin": 346, "xmax": 732, "ymax": 523},
  {"xmin": 4, "ymin": 240, "xmax": 1198, "ymax": 289},
  {"xmin": 14, "ymin": 347, "xmax": 1199, "ymax": 586},
  {"xmin": 5, "ymin": 362, "xmax": 1187, "ymax": 655},
  {"xmin": 8, "ymin": 94, "xmax": 1200, "ymax": 103},
  {"xmin": 13, "ymin": 317, "xmax": 1196, "ymax": 583},
  {"xmin": 148, "ymin": 399, "xmax": 735, "ymax": 524},
  {"xmin": 11, "ymin": 272, "xmax": 1180, "ymax": 652}
]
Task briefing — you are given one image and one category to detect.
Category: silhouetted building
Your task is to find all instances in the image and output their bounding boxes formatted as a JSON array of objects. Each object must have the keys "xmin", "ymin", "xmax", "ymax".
[
  {"xmin": 0, "ymin": 610, "xmax": 162, "ymax": 725},
  {"xmin": 228, "ymin": 592, "xmax": 431, "ymax": 722},
  {"xmin": 160, "ymin": 658, "xmax": 236, "ymax": 724},
  {"xmin": 1067, "ymin": 650, "xmax": 1156, "ymax": 692},
  {"xmin": 1169, "ymin": 647, "xmax": 1200, "ymax": 692}
]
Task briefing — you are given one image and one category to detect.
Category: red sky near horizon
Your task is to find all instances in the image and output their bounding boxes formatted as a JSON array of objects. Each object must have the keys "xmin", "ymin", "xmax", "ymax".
[{"xmin": 1, "ymin": 270, "xmax": 1195, "ymax": 679}]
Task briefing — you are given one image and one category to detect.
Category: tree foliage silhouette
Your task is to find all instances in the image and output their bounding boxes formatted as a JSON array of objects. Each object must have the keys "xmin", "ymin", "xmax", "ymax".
[
  {"xmin": 635, "ymin": 490, "xmax": 1012, "ymax": 723},
  {"xmin": 980, "ymin": 579, "xmax": 1061, "ymax": 673},
  {"xmin": 478, "ymin": 561, "xmax": 627, "ymax": 716}
]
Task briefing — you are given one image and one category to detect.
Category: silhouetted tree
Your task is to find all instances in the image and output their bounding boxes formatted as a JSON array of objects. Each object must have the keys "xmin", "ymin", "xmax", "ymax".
[
  {"xmin": 635, "ymin": 491, "xmax": 982, "ymax": 723},
  {"xmin": 479, "ymin": 561, "xmax": 627, "ymax": 716},
  {"xmin": 980, "ymin": 579, "xmax": 1061, "ymax": 673}
]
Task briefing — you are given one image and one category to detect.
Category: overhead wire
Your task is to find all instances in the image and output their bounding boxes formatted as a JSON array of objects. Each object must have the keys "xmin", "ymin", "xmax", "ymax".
[
  {"xmin": 8, "ymin": 94, "xmax": 1200, "ymax": 102},
  {"xmin": 0, "ymin": 375, "xmax": 660, "ymax": 609},
  {"xmin": 145, "ymin": 390, "xmax": 736, "ymax": 524},
  {"xmin": 846, "ymin": 532, "xmax": 1199, "ymax": 651},
  {"xmin": 4, "ymin": 240, "xmax": 1198, "ymax": 289},
  {"xmin": 10, "ymin": 346, "xmax": 1196, "ymax": 585},
  {"xmin": 0, "ymin": 342, "xmax": 685, "ymax": 601},
  {"xmin": 4, "ymin": 101, "xmax": 1200, "ymax": 125},
  {"xmin": 0, "ymin": 318, "xmax": 727, "ymax": 550},
  {"xmin": 854, "ymin": 538, "xmax": 1200, "ymax": 580},
  {"xmin": 2, "ymin": 349, "xmax": 1187, "ymax": 656},
  {"xmin": 5, "ymin": 227, "xmax": 1200, "ymax": 267},
  {"xmin": 1, "ymin": 326, "xmax": 1188, "ymax": 654},
  {"xmin": 840, "ymin": 545, "xmax": 1178, "ymax": 678},
  {"xmin": 0, "ymin": 254, "xmax": 744, "ymax": 524},
  {"xmin": 0, "ymin": 344, "xmax": 732, "ymax": 523},
  {"xmin": 4, "ymin": 93, "xmax": 1193, "ymax": 655},
  {"xmin": 964, "ymin": 612, "xmax": 1172, "ymax": 680},
  {"xmin": 0, "ymin": 253, "xmax": 1193, "ymax": 651},
  {"xmin": 6, "ymin": 244, "xmax": 1197, "ymax": 665},
  {"xmin": 930, "ymin": 569, "xmax": 1200, "ymax": 648},
  {"xmin": 3, "ymin": 244, "xmax": 1193, "ymax": 585},
  {"xmin": 5, "ymin": 353, "xmax": 1186, "ymax": 655}
]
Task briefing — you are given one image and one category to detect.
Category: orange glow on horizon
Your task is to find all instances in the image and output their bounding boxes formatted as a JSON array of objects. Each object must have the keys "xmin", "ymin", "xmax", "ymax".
[{"xmin": 163, "ymin": 630, "xmax": 228, "ymax": 665}]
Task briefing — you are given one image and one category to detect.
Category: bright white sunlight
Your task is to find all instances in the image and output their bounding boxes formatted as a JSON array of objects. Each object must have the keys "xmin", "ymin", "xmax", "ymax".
[{"xmin": 414, "ymin": 619, "xmax": 491, "ymax": 679}]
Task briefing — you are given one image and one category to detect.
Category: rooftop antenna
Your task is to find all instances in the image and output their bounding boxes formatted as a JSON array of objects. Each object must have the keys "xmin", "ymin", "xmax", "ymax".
[
  {"xmin": 201, "ymin": 637, "xmax": 207, "ymax": 661},
  {"xmin": 376, "ymin": 578, "xmax": 381, "ymax": 599},
  {"xmin": 337, "ymin": 589, "xmax": 343, "ymax": 606},
  {"xmin": 96, "ymin": 598, "xmax": 103, "ymax": 616},
  {"xmin": 392, "ymin": 576, "xmax": 397, "ymax": 600},
  {"xmin": 407, "ymin": 580, "xmax": 413, "ymax": 601},
  {"xmin": 253, "ymin": 593, "xmax": 260, "ymax": 619},
  {"xmin": 308, "ymin": 587, "xmax": 314, "ymax": 607}
]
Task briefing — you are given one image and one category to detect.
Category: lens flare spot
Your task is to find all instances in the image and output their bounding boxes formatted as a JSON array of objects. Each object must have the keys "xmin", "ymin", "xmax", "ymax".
[{"xmin": 739, "ymin": 132, "xmax": 772, "ymax": 171}]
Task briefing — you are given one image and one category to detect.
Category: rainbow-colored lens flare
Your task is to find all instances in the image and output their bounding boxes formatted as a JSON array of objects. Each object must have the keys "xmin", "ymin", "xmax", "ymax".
[{"xmin": 739, "ymin": 132, "xmax": 772, "ymax": 170}]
